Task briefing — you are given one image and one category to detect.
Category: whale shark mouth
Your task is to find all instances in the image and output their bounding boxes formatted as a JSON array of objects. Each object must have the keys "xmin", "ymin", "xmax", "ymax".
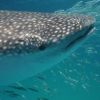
[
  {"xmin": 0, "ymin": 10, "xmax": 95, "ymax": 86},
  {"xmin": 64, "ymin": 24, "xmax": 94, "ymax": 49}
]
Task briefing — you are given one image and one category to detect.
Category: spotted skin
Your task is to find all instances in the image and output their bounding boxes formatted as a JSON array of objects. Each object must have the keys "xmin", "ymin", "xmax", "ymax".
[{"xmin": 0, "ymin": 10, "xmax": 92, "ymax": 55}]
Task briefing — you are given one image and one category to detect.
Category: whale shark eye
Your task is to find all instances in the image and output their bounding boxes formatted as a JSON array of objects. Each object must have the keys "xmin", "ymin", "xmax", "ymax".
[{"xmin": 39, "ymin": 44, "xmax": 46, "ymax": 51}]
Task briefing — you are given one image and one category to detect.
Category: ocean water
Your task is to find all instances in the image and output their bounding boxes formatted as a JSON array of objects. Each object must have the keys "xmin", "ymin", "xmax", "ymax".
[{"xmin": 0, "ymin": 0, "xmax": 100, "ymax": 100}]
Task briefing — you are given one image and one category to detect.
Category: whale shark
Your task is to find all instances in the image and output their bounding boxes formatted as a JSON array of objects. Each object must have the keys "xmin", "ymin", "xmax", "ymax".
[{"xmin": 0, "ymin": 10, "xmax": 95, "ymax": 85}]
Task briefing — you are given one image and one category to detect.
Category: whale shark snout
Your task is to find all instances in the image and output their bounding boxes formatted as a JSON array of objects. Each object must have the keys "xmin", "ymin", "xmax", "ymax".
[
  {"xmin": 80, "ymin": 15, "xmax": 95, "ymax": 27},
  {"xmin": 0, "ymin": 11, "xmax": 95, "ymax": 85}
]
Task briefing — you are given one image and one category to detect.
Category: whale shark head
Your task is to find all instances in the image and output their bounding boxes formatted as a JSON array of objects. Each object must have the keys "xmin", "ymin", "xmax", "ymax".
[
  {"xmin": 39, "ymin": 14, "xmax": 95, "ymax": 51},
  {"xmin": 0, "ymin": 11, "xmax": 95, "ymax": 85}
]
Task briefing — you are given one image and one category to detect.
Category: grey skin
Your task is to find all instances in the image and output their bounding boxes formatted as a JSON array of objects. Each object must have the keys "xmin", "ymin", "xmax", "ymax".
[{"xmin": 0, "ymin": 10, "xmax": 94, "ymax": 85}]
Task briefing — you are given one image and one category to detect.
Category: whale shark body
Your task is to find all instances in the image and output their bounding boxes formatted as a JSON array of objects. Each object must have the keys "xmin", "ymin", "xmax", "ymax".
[{"xmin": 0, "ymin": 10, "xmax": 94, "ymax": 85}]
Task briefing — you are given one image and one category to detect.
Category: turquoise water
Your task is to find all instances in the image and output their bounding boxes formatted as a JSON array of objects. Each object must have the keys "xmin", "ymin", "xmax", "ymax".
[{"xmin": 0, "ymin": 0, "xmax": 100, "ymax": 100}]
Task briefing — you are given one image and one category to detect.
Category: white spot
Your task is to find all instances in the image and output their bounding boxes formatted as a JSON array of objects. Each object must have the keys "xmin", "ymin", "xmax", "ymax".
[
  {"xmin": 66, "ymin": 32, "xmax": 69, "ymax": 35},
  {"xmin": 0, "ymin": 39, "xmax": 2, "ymax": 42},
  {"xmin": 54, "ymin": 30, "xmax": 58, "ymax": 33},
  {"xmin": 28, "ymin": 24, "xmax": 32, "ymax": 28},
  {"xmin": 56, "ymin": 27, "xmax": 60, "ymax": 30},
  {"xmin": 3, "ymin": 46, "xmax": 7, "ymax": 50},
  {"xmin": 62, "ymin": 27, "xmax": 66, "ymax": 30},
  {"xmin": 67, "ymin": 26, "xmax": 71, "ymax": 28},
  {"xmin": 25, "ymin": 33, "xmax": 29, "ymax": 37},
  {"xmin": 9, "ymin": 42, "xmax": 13, "ymax": 45},
  {"xmin": 16, "ymin": 25, "xmax": 20, "ymax": 28},
  {"xmin": 3, "ymin": 40, "xmax": 7, "ymax": 43},
  {"xmin": 80, "ymin": 25, "xmax": 82, "ymax": 29},
  {"xmin": 20, "ymin": 41, "xmax": 24, "ymax": 45},
  {"xmin": 2, "ymin": 34, "xmax": 6, "ymax": 37},
  {"xmin": 71, "ymin": 27, "xmax": 75, "ymax": 30},
  {"xmin": 8, "ymin": 31, "xmax": 12, "ymax": 35}
]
